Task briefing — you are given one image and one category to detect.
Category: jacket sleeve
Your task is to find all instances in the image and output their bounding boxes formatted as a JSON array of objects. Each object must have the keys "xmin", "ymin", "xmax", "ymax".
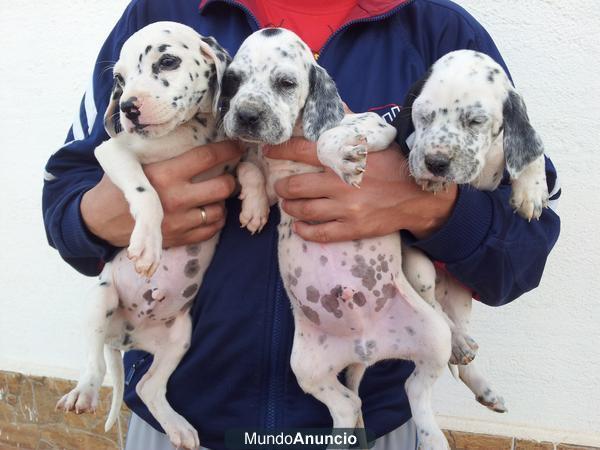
[
  {"xmin": 42, "ymin": 2, "xmax": 144, "ymax": 276},
  {"xmin": 404, "ymin": 4, "xmax": 562, "ymax": 307}
]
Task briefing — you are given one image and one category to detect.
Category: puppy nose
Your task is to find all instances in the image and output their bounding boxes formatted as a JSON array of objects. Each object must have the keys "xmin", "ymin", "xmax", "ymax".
[
  {"xmin": 425, "ymin": 154, "xmax": 450, "ymax": 176},
  {"xmin": 237, "ymin": 108, "xmax": 261, "ymax": 127},
  {"xmin": 120, "ymin": 97, "xmax": 140, "ymax": 122}
]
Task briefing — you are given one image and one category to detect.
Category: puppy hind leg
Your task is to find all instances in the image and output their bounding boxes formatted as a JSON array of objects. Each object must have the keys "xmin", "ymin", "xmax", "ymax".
[
  {"xmin": 390, "ymin": 284, "xmax": 451, "ymax": 450},
  {"xmin": 403, "ymin": 244, "xmax": 478, "ymax": 366},
  {"xmin": 135, "ymin": 314, "xmax": 199, "ymax": 450},
  {"xmin": 458, "ymin": 363, "xmax": 507, "ymax": 413},
  {"xmin": 345, "ymin": 363, "xmax": 369, "ymax": 450},
  {"xmin": 57, "ymin": 265, "xmax": 119, "ymax": 414},
  {"xmin": 290, "ymin": 328, "xmax": 361, "ymax": 431}
]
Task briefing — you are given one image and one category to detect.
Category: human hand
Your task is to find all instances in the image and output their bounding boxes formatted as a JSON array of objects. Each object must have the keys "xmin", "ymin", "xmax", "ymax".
[
  {"xmin": 81, "ymin": 141, "xmax": 242, "ymax": 248},
  {"xmin": 265, "ymin": 138, "xmax": 457, "ymax": 243}
]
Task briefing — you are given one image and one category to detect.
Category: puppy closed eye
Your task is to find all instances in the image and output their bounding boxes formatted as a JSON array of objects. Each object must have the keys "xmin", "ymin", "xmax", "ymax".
[
  {"xmin": 274, "ymin": 76, "xmax": 297, "ymax": 90},
  {"xmin": 466, "ymin": 116, "xmax": 488, "ymax": 127}
]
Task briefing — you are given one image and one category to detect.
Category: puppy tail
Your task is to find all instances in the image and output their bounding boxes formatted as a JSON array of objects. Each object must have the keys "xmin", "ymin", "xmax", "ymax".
[
  {"xmin": 449, "ymin": 363, "xmax": 459, "ymax": 380},
  {"xmin": 104, "ymin": 346, "xmax": 124, "ymax": 432}
]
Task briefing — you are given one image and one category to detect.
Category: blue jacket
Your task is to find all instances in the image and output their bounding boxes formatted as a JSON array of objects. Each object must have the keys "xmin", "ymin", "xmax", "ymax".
[{"xmin": 42, "ymin": 1, "xmax": 561, "ymax": 448}]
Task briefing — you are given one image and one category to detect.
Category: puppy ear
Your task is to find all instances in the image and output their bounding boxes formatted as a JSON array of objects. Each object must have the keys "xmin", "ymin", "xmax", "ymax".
[
  {"xmin": 103, "ymin": 77, "xmax": 123, "ymax": 138},
  {"xmin": 392, "ymin": 68, "xmax": 432, "ymax": 157},
  {"xmin": 199, "ymin": 36, "xmax": 232, "ymax": 115},
  {"xmin": 502, "ymin": 90, "xmax": 544, "ymax": 179},
  {"xmin": 302, "ymin": 64, "xmax": 344, "ymax": 141}
]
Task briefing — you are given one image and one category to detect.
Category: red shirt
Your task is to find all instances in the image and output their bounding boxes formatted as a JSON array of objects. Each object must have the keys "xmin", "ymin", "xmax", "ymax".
[{"xmin": 255, "ymin": 0, "xmax": 358, "ymax": 53}]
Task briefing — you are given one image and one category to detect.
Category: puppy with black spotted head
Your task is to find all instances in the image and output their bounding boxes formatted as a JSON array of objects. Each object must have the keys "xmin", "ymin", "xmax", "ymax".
[
  {"xmin": 55, "ymin": 22, "xmax": 263, "ymax": 450},
  {"xmin": 390, "ymin": 49, "xmax": 551, "ymax": 415},
  {"xmin": 397, "ymin": 49, "xmax": 548, "ymax": 220},
  {"xmin": 222, "ymin": 27, "xmax": 453, "ymax": 450}
]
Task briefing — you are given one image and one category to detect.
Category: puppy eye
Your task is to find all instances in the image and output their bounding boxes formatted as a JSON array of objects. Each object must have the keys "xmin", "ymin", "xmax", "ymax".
[
  {"xmin": 275, "ymin": 77, "xmax": 297, "ymax": 89},
  {"xmin": 468, "ymin": 116, "xmax": 487, "ymax": 126},
  {"xmin": 114, "ymin": 73, "xmax": 125, "ymax": 86},
  {"xmin": 158, "ymin": 54, "xmax": 181, "ymax": 70}
]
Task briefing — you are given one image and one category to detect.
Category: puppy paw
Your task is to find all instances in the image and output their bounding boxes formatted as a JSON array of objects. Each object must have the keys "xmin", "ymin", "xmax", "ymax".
[
  {"xmin": 318, "ymin": 132, "xmax": 368, "ymax": 187},
  {"xmin": 164, "ymin": 414, "xmax": 201, "ymax": 450},
  {"xmin": 476, "ymin": 388, "xmax": 508, "ymax": 413},
  {"xmin": 510, "ymin": 175, "xmax": 549, "ymax": 221},
  {"xmin": 450, "ymin": 331, "xmax": 479, "ymax": 365},
  {"xmin": 56, "ymin": 383, "xmax": 100, "ymax": 414},
  {"xmin": 127, "ymin": 220, "xmax": 162, "ymax": 277},
  {"xmin": 239, "ymin": 189, "xmax": 269, "ymax": 234}
]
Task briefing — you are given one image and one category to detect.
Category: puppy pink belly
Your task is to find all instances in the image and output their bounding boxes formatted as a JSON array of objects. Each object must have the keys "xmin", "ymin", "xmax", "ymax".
[
  {"xmin": 279, "ymin": 233, "xmax": 404, "ymax": 336},
  {"xmin": 111, "ymin": 241, "xmax": 215, "ymax": 325}
]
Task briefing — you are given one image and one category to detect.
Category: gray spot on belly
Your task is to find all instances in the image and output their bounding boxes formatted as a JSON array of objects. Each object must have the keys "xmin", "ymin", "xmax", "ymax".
[
  {"xmin": 405, "ymin": 326, "xmax": 415, "ymax": 336},
  {"xmin": 320, "ymin": 255, "xmax": 328, "ymax": 266},
  {"xmin": 186, "ymin": 244, "xmax": 201, "ymax": 256},
  {"xmin": 184, "ymin": 259, "xmax": 200, "ymax": 278},
  {"xmin": 306, "ymin": 286, "xmax": 320, "ymax": 303},
  {"xmin": 321, "ymin": 293, "xmax": 343, "ymax": 318},
  {"xmin": 352, "ymin": 291, "xmax": 366, "ymax": 307},
  {"xmin": 182, "ymin": 284, "xmax": 199, "ymax": 298},
  {"xmin": 301, "ymin": 305, "xmax": 321, "ymax": 325},
  {"xmin": 143, "ymin": 289, "xmax": 155, "ymax": 304},
  {"xmin": 294, "ymin": 267, "xmax": 302, "ymax": 277},
  {"xmin": 351, "ymin": 255, "xmax": 376, "ymax": 290},
  {"xmin": 354, "ymin": 339, "xmax": 377, "ymax": 362}
]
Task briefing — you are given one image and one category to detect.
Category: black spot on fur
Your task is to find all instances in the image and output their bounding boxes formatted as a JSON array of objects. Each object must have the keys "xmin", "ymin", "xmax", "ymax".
[
  {"xmin": 145, "ymin": 45, "xmax": 152, "ymax": 55},
  {"xmin": 158, "ymin": 44, "xmax": 170, "ymax": 52},
  {"xmin": 261, "ymin": 28, "xmax": 282, "ymax": 37},
  {"xmin": 136, "ymin": 186, "xmax": 145, "ymax": 192}
]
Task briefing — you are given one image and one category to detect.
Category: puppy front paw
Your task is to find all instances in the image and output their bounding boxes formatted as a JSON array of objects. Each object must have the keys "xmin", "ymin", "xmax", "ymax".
[
  {"xmin": 510, "ymin": 175, "xmax": 549, "ymax": 221},
  {"xmin": 239, "ymin": 188, "xmax": 270, "ymax": 234},
  {"xmin": 318, "ymin": 131, "xmax": 368, "ymax": 188},
  {"xmin": 127, "ymin": 220, "xmax": 162, "ymax": 277}
]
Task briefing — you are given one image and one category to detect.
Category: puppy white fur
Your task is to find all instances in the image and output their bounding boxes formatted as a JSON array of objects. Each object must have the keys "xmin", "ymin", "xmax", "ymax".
[{"xmin": 55, "ymin": 23, "xmax": 263, "ymax": 450}]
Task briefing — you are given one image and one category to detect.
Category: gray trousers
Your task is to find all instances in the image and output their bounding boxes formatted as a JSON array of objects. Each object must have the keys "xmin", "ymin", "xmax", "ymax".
[{"xmin": 125, "ymin": 413, "xmax": 418, "ymax": 450}]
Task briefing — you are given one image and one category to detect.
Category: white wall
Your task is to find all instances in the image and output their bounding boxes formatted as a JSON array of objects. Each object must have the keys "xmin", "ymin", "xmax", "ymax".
[{"xmin": 0, "ymin": 0, "xmax": 598, "ymax": 446}]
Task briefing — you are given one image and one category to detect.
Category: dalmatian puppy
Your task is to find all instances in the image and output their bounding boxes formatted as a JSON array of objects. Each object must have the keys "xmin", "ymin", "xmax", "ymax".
[
  {"xmin": 390, "ymin": 49, "xmax": 550, "ymax": 412},
  {"xmin": 222, "ymin": 27, "xmax": 452, "ymax": 450},
  {"xmin": 54, "ymin": 22, "xmax": 260, "ymax": 450},
  {"xmin": 397, "ymin": 49, "xmax": 548, "ymax": 219}
]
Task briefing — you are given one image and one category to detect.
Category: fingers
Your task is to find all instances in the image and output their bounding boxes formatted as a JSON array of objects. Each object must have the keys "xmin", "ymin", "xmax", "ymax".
[
  {"xmin": 163, "ymin": 174, "xmax": 236, "ymax": 212},
  {"xmin": 163, "ymin": 218, "xmax": 226, "ymax": 248},
  {"xmin": 162, "ymin": 203, "xmax": 225, "ymax": 236},
  {"xmin": 148, "ymin": 141, "xmax": 243, "ymax": 182},
  {"xmin": 275, "ymin": 172, "xmax": 346, "ymax": 200},
  {"xmin": 263, "ymin": 137, "xmax": 321, "ymax": 167},
  {"xmin": 293, "ymin": 221, "xmax": 355, "ymax": 243},
  {"xmin": 281, "ymin": 199, "xmax": 342, "ymax": 223}
]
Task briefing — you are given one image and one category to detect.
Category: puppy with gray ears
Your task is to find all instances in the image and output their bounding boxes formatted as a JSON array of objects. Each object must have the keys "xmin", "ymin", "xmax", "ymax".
[
  {"xmin": 55, "ymin": 22, "xmax": 259, "ymax": 450},
  {"xmin": 223, "ymin": 27, "xmax": 453, "ymax": 450},
  {"xmin": 396, "ymin": 49, "xmax": 549, "ymax": 221},
  {"xmin": 390, "ymin": 49, "xmax": 552, "ymax": 414}
]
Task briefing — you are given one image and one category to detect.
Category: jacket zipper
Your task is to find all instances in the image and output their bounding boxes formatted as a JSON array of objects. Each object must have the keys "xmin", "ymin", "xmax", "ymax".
[
  {"xmin": 316, "ymin": 0, "xmax": 415, "ymax": 61},
  {"xmin": 125, "ymin": 355, "xmax": 148, "ymax": 386}
]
